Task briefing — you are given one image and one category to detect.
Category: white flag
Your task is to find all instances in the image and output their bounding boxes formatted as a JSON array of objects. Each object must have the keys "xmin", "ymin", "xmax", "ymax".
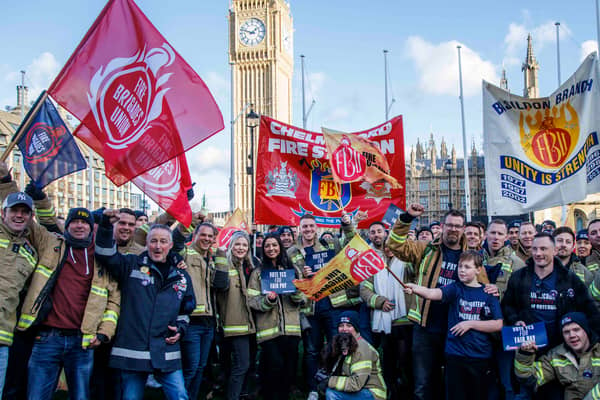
[{"xmin": 482, "ymin": 52, "xmax": 600, "ymax": 215}]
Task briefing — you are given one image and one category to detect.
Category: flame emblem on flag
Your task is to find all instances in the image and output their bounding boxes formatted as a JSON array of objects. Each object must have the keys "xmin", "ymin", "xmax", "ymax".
[
  {"xmin": 87, "ymin": 44, "xmax": 175, "ymax": 150},
  {"xmin": 136, "ymin": 157, "xmax": 181, "ymax": 200},
  {"xmin": 519, "ymin": 102, "xmax": 579, "ymax": 168}
]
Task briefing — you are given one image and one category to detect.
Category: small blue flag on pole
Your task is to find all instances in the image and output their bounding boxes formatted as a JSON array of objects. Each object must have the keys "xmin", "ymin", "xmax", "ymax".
[{"xmin": 16, "ymin": 91, "xmax": 87, "ymax": 188}]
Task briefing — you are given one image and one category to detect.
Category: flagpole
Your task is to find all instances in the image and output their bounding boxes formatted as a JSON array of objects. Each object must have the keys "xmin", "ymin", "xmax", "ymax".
[
  {"xmin": 384, "ymin": 50, "xmax": 389, "ymax": 121},
  {"xmin": 457, "ymin": 46, "xmax": 472, "ymax": 220},
  {"xmin": 596, "ymin": 0, "xmax": 600, "ymax": 54},
  {"xmin": 0, "ymin": 91, "xmax": 48, "ymax": 163},
  {"xmin": 556, "ymin": 22, "xmax": 568, "ymax": 224}
]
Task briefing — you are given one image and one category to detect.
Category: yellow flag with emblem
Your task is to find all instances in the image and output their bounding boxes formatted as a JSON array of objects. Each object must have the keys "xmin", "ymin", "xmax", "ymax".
[{"xmin": 294, "ymin": 235, "xmax": 385, "ymax": 301}]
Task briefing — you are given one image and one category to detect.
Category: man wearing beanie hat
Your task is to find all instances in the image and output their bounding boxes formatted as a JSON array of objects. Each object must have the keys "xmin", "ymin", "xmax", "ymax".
[
  {"xmin": 322, "ymin": 310, "xmax": 386, "ymax": 400},
  {"xmin": 278, "ymin": 226, "xmax": 295, "ymax": 249},
  {"xmin": 515, "ymin": 312, "xmax": 600, "ymax": 400},
  {"xmin": 133, "ymin": 210, "xmax": 148, "ymax": 228},
  {"xmin": 18, "ymin": 202, "xmax": 120, "ymax": 400},
  {"xmin": 577, "ymin": 229, "xmax": 592, "ymax": 261}
]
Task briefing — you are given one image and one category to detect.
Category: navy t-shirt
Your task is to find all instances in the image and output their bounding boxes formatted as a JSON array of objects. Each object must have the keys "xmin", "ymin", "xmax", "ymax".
[
  {"xmin": 426, "ymin": 245, "xmax": 461, "ymax": 333},
  {"xmin": 530, "ymin": 269, "xmax": 558, "ymax": 341},
  {"xmin": 441, "ymin": 281, "xmax": 503, "ymax": 359}
]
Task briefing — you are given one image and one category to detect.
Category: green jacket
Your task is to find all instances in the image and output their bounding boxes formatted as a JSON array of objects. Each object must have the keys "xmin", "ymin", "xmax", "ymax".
[
  {"xmin": 515, "ymin": 342, "xmax": 600, "ymax": 400},
  {"xmin": 482, "ymin": 244, "xmax": 525, "ymax": 300},
  {"xmin": 247, "ymin": 264, "xmax": 305, "ymax": 343},
  {"xmin": 328, "ymin": 336, "xmax": 387, "ymax": 400}
]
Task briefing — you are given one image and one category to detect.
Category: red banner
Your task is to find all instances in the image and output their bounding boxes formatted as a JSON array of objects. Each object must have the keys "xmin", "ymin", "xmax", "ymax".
[
  {"xmin": 48, "ymin": 0, "xmax": 224, "ymax": 186},
  {"xmin": 255, "ymin": 116, "xmax": 406, "ymax": 228},
  {"xmin": 131, "ymin": 153, "xmax": 192, "ymax": 226}
]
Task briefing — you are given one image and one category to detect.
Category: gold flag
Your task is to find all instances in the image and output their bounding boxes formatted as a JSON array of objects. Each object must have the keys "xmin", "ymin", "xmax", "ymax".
[
  {"xmin": 293, "ymin": 235, "xmax": 385, "ymax": 301},
  {"xmin": 322, "ymin": 127, "xmax": 401, "ymax": 188},
  {"xmin": 216, "ymin": 208, "xmax": 251, "ymax": 249}
]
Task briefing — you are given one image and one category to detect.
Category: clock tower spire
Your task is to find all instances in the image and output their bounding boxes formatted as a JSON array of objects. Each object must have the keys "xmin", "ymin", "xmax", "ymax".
[{"xmin": 228, "ymin": 0, "xmax": 294, "ymax": 221}]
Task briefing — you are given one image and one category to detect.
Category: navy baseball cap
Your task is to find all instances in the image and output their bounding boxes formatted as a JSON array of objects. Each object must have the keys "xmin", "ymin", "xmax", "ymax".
[
  {"xmin": 576, "ymin": 229, "xmax": 589, "ymax": 241},
  {"xmin": 2, "ymin": 192, "xmax": 33, "ymax": 211}
]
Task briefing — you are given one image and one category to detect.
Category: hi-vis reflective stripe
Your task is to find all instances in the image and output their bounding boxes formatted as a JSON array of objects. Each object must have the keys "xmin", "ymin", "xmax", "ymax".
[
  {"xmin": 350, "ymin": 360, "xmax": 372, "ymax": 373},
  {"xmin": 534, "ymin": 362, "xmax": 546, "ymax": 386},
  {"xmin": 215, "ymin": 257, "xmax": 227, "ymax": 265},
  {"xmin": 187, "ymin": 249, "xmax": 199, "ymax": 256},
  {"xmin": 588, "ymin": 263, "xmax": 599, "ymax": 272},
  {"xmin": 35, "ymin": 264, "xmax": 53, "ymax": 279},
  {"xmin": 102, "ymin": 310, "xmax": 118, "ymax": 324},
  {"xmin": 369, "ymin": 295, "xmax": 378, "ymax": 308},
  {"xmin": 247, "ymin": 288, "xmax": 261, "ymax": 296},
  {"xmin": 36, "ymin": 207, "xmax": 55, "ymax": 218},
  {"xmin": 286, "ymin": 325, "xmax": 301, "ymax": 334},
  {"xmin": 514, "ymin": 358, "xmax": 533, "ymax": 375},
  {"xmin": 229, "ymin": 269, "xmax": 239, "ymax": 277},
  {"xmin": 330, "ymin": 293, "xmax": 348, "ymax": 306},
  {"xmin": 112, "ymin": 347, "xmax": 151, "ymax": 359},
  {"xmin": 291, "ymin": 253, "xmax": 303, "ymax": 264},
  {"xmin": 19, "ymin": 247, "xmax": 36, "ymax": 268},
  {"xmin": 0, "ymin": 239, "xmax": 9, "ymax": 248},
  {"xmin": 388, "ymin": 232, "xmax": 405, "ymax": 244},
  {"xmin": 591, "ymin": 282, "xmax": 600, "ymax": 300},
  {"xmin": 82, "ymin": 334, "xmax": 95, "ymax": 348},
  {"xmin": 550, "ymin": 358, "xmax": 572, "ymax": 367},
  {"xmin": 17, "ymin": 314, "xmax": 35, "ymax": 330},
  {"xmin": 223, "ymin": 325, "xmax": 249, "ymax": 333},
  {"xmin": 193, "ymin": 305, "xmax": 206, "ymax": 313},
  {"xmin": 335, "ymin": 377, "xmax": 347, "ymax": 391},
  {"xmin": 501, "ymin": 263, "xmax": 512, "ymax": 273},
  {"xmin": 363, "ymin": 281, "xmax": 374, "ymax": 291},
  {"xmin": 140, "ymin": 224, "xmax": 150, "ymax": 234},
  {"xmin": 590, "ymin": 383, "xmax": 600, "ymax": 400},
  {"xmin": 257, "ymin": 327, "xmax": 279, "ymax": 339},
  {"xmin": 0, "ymin": 329, "xmax": 13, "ymax": 343},
  {"xmin": 576, "ymin": 271, "xmax": 585, "ymax": 283},
  {"xmin": 370, "ymin": 388, "xmax": 386, "ymax": 400},
  {"xmin": 408, "ymin": 309, "xmax": 422, "ymax": 323},
  {"xmin": 90, "ymin": 286, "xmax": 108, "ymax": 297},
  {"xmin": 592, "ymin": 357, "xmax": 600, "ymax": 367}
]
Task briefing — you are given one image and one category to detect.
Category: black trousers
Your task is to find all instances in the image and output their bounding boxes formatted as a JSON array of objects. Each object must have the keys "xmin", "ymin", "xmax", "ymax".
[
  {"xmin": 260, "ymin": 335, "xmax": 300, "ymax": 400},
  {"xmin": 446, "ymin": 355, "xmax": 492, "ymax": 400}
]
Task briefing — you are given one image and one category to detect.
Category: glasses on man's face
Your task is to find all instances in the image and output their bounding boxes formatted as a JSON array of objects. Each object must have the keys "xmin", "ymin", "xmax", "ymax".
[{"xmin": 444, "ymin": 223, "xmax": 464, "ymax": 231}]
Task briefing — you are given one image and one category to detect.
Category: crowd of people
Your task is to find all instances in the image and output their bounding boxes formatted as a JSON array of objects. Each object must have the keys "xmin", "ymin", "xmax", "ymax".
[{"xmin": 0, "ymin": 157, "xmax": 600, "ymax": 399}]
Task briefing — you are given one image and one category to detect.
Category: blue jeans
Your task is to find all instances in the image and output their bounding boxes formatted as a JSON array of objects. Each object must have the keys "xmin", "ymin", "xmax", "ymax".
[
  {"xmin": 0, "ymin": 345, "xmax": 9, "ymax": 397},
  {"xmin": 119, "ymin": 369, "xmax": 188, "ymax": 400},
  {"xmin": 325, "ymin": 388, "xmax": 374, "ymax": 400},
  {"xmin": 27, "ymin": 330, "xmax": 94, "ymax": 400},
  {"xmin": 181, "ymin": 321, "xmax": 214, "ymax": 399},
  {"xmin": 412, "ymin": 325, "xmax": 445, "ymax": 400}
]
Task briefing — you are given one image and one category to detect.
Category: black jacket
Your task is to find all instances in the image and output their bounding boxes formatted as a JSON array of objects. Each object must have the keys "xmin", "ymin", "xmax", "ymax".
[
  {"xmin": 95, "ymin": 225, "xmax": 195, "ymax": 372},
  {"xmin": 501, "ymin": 258, "xmax": 600, "ymax": 349}
]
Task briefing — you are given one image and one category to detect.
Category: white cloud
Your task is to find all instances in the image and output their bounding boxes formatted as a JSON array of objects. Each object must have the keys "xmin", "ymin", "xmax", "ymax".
[
  {"xmin": 306, "ymin": 71, "xmax": 326, "ymax": 100},
  {"xmin": 25, "ymin": 52, "xmax": 60, "ymax": 103},
  {"xmin": 581, "ymin": 40, "xmax": 598, "ymax": 61},
  {"xmin": 405, "ymin": 36, "xmax": 498, "ymax": 97},
  {"xmin": 503, "ymin": 21, "xmax": 572, "ymax": 66},
  {"xmin": 188, "ymin": 145, "xmax": 229, "ymax": 174}
]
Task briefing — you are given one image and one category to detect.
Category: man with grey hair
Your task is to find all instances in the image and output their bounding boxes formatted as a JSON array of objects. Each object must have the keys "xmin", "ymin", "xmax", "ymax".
[{"xmin": 95, "ymin": 210, "xmax": 196, "ymax": 399}]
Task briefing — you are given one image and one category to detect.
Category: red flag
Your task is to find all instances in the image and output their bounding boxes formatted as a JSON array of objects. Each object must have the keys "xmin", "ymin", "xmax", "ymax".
[
  {"xmin": 132, "ymin": 153, "xmax": 193, "ymax": 226},
  {"xmin": 216, "ymin": 209, "xmax": 251, "ymax": 249},
  {"xmin": 48, "ymin": 0, "xmax": 224, "ymax": 185}
]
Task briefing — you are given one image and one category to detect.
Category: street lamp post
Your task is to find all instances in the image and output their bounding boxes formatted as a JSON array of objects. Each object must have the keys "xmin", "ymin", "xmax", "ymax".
[
  {"xmin": 246, "ymin": 106, "xmax": 260, "ymax": 223},
  {"xmin": 445, "ymin": 159, "xmax": 453, "ymax": 210}
]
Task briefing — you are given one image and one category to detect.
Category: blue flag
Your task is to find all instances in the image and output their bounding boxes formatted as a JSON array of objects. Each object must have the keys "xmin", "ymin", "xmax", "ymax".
[{"xmin": 16, "ymin": 92, "xmax": 87, "ymax": 188}]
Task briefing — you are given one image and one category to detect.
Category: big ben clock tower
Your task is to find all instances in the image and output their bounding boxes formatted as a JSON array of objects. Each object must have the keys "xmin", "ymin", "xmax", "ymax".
[{"xmin": 228, "ymin": 0, "xmax": 294, "ymax": 221}]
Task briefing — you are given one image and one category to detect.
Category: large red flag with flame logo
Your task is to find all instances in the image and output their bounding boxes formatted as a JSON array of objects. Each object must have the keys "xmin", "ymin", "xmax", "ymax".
[
  {"xmin": 131, "ymin": 152, "xmax": 193, "ymax": 226},
  {"xmin": 48, "ymin": 0, "xmax": 224, "ymax": 186},
  {"xmin": 216, "ymin": 209, "xmax": 251, "ymax": 250}
]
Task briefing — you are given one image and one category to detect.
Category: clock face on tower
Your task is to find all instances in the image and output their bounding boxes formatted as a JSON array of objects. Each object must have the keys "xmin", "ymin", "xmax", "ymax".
[{"xmin": 239, "ymin": 18, "xmax": 266, "ymax": 46}]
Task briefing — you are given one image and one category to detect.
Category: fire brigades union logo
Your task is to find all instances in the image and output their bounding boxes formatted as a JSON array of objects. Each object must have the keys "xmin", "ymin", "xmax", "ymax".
[
  {"xmin": 136, "ymin": 157, "xmax": 181, "ymax": 202},
  {"xmin": 87, "ymin": 44, "xmax": 175, "ymax": 150},
  {"xmin": 519, "ymin": 102, "xmax": 579, "ymax": 168},
  {"xmin": 309, "ymin": 160, "xmax": 351, "ymax": 212},
  {"xmin": 24, "ymin": 122, "xmax": 66, "ymax": 164},
  {"xmin": 331, "ymin": 136, "xmax": 366, "ymax": 181},
  {"xmin": 345, "ymin": 247, "xmax": 385, "ymax": 281}
]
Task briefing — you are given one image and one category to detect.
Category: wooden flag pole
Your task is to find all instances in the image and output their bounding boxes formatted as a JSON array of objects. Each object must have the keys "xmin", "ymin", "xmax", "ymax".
[
  {"xmin": 385, "ymin": 265, "xmax": 407, "ymax": 289},
  {"xmin": 0, "ymin": 90, "xmax": 48, "ymax": 162}
]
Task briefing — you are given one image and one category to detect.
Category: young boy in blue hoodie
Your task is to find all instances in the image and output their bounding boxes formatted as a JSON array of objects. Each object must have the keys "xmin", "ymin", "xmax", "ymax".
[{"xmin": 405, "ymin": 250, "xmax": 503, "ymax": 400}]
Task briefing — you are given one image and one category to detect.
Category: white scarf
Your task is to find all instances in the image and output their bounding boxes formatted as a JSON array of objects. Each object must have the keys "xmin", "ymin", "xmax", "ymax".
[{"xmin": 371, "ymin": 257, "xmax": 407, "ymax": 334}]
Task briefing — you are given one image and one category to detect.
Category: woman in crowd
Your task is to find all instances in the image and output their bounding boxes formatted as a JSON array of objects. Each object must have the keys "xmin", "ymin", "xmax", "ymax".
[
  {"xmin": 216, "ymin": 231, "xmax": 256, "ymax": 400},
  {"xmin": 248, "ymin": 234, "xmax": 305, "ymax": 400}
]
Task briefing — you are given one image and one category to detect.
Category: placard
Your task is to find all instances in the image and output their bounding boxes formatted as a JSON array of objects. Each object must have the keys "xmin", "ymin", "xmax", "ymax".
[
  {"xmin": 260, "ymin": 269, "xmax": 296, "ymax": 294},
  {"xmin": 304, "ymin": 248, "xmax": 335, "ymax": 272},
  {"xmin": 501, "ymin": 322, "xmax": 548, "ymax": 351}
]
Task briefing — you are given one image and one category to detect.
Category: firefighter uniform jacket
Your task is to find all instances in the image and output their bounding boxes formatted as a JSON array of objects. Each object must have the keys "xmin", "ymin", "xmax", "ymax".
[
  {"xmin": 247, "ymin": 264, "xmax": 305, "ymax": 343},
  {"xmin": 95, "ymin": 225, "xmax": 195, "ymax": 372},
  {"xmin": 328, "ymin": 336, "xmax": 387, "ymax": 400},
  {"xmin": 482, "ymin": 244, "xmax": 525, "ymax": 300},
  {"xmin": 515, "ymin": 342, "xmax": 600, "ymax": 400},
  {"xmin": 215, "ymin": 257, "xmax": 256, "ymax": 337}
]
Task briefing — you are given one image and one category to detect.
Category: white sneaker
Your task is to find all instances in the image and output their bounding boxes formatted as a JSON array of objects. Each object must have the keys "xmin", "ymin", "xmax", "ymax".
[{"xmin": 307, "ymin": 391, "xmax": 319, "ymax": 400}]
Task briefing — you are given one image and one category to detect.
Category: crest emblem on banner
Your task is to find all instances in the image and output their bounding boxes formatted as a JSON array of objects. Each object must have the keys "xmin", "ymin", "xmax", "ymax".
[
  {"xmin": 88, "ymin": 44, "xmax": 175, "ymax": 150},
  {"xmin": 24, "ymin": 122, "xmax": 66, "ymax": 164},
  {"xmin": 360, "ymin": 181, "xmax": 392, "ymax": 204},
  {"xmin": 519, "ymin": 102, "xmax": 579, "ymax": 168},
  {"xmin": 309, "ymin": 160, "xmax": 351, "ymax": 212},
  {"xmin": 266, "ymin": 161, "xmax": 298, "ymax": 198}
]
